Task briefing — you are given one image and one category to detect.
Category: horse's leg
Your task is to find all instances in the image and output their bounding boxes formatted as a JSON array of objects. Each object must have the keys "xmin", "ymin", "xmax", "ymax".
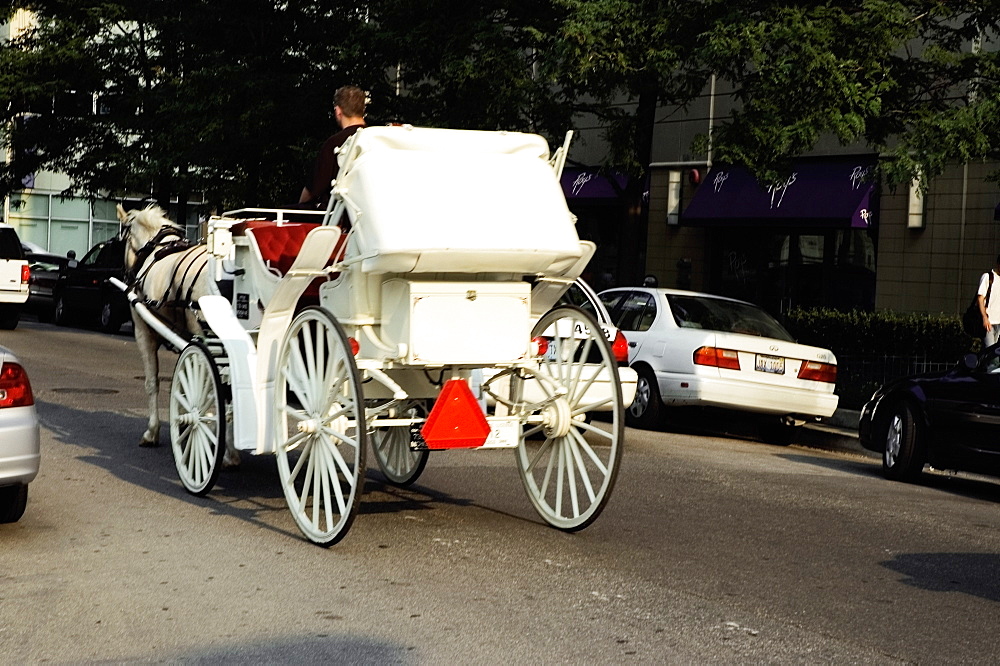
[
  {"xmin": 133, "ymin": 317, "xmax": 162, "ymax": 447},
  {"xmin": 223, "ymin": 403, "xmax": 241, "ymax": 469}
]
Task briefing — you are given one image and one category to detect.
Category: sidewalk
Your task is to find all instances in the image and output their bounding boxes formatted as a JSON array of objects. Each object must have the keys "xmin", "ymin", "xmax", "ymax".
[{"xmin": 799, "ymin": 408, "xmax": 877, "ymax": 458}]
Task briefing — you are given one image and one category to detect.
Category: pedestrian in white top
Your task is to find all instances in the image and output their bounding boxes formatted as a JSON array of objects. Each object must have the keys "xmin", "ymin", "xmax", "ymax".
[{"xmin": 977, "ymin": 255, "xmax": 1000, "ymax": 346}]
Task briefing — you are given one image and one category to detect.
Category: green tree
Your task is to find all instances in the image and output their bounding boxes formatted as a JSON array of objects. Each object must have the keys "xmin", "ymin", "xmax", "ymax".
[{"xmin": 0, "ymin": 1, "xmax": 375, "ymax": 213}]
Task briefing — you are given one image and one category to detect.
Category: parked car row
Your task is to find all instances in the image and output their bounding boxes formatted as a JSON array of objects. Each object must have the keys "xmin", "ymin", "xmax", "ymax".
[{"xmin": 25, "ymin": 237, "xmax": 130, "ymax": 333}]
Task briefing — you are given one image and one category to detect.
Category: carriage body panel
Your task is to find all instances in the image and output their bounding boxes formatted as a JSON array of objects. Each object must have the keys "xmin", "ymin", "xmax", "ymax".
[{"xmin": 378, "ymin": 279, "xmax": 530, "ymax": 366}]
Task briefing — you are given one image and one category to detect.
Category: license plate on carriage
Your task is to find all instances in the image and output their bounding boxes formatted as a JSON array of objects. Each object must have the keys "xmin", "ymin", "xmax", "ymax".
[
  {"xmin": 482, "ymin": 418, "xmax": 520, "ymax": 448},
  {"xmin": 755, "ymin": 354, "xmax": 785, "ymax": 374}
]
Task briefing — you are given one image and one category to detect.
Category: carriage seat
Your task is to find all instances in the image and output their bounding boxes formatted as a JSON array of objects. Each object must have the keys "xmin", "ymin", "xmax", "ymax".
[{"xmin": 237, "ymin": 220, "xmax": 345, "ymax": 307}]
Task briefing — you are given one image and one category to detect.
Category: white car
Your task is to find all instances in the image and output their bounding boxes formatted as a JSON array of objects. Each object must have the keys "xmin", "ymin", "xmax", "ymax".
[
  {"xmin": 598, "ymin": 287, "xmax": 838, "ymax": 444},
  {"xmin": 0, "ymin": 344, "xmax": 40, "ymax": 522},
  {"xmin": 0, "ymin": 223, "xmax": 30, "ymax": 330}
]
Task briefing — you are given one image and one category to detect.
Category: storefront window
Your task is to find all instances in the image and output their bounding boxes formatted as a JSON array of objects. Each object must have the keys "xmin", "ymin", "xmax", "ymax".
[{"xmin": 713, "ymin": 227, "xmax": 876, "ymax": 315}]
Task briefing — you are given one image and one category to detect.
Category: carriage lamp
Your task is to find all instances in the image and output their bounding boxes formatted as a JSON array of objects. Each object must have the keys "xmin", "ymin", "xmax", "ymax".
[
  {"xmin": 530, "ymin": 336, "xmax": 549, "ymax": 357},
  {"xmin": 349, "ymin": 337, "xmax": 360, "ymax": 356}
]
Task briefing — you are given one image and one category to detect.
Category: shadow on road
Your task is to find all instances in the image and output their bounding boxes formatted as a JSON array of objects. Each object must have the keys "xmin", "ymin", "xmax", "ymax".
[
  {"xmin": 882, "ymin": 552, "xmax": 1000, "ymax": 603},
  {"xmin": 777, "ymin": 453, "xmax": 882, "ymax": 478},
  {"xmin": 35, "ymin": 398, "xmax": 486, "ymax": 541}
]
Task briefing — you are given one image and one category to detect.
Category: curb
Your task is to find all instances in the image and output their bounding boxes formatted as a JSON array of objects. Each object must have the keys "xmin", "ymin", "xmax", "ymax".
[{"xmin": 799, "ymin": 408, "xmax": 877, "ymax": 458}]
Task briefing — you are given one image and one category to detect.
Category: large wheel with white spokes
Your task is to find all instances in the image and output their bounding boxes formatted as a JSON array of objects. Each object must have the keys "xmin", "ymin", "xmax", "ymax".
[
  {"xmin": 371, "ymin": 400, "xmax": 429, "ymax": 486},
  {"xmin": 169, "ymin": 341, "xmax": 226, "ymax": 496},
  {"xmin": 514, "ymin": 306, "xmax": 624, "ymax": 531},
  {"xmin": 274, "ymin": 307, "xmax": 367, "ymax": 546}
]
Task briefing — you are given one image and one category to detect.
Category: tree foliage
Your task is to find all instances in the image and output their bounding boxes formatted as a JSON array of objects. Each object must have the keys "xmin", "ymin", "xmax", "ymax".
[
  {"xmin": 0, "ymin": 1, "xmax": 377, "ymax": 209},
  {"xmin": 2, "ymin": 0, "xmax": 999, "ymax": 216}
]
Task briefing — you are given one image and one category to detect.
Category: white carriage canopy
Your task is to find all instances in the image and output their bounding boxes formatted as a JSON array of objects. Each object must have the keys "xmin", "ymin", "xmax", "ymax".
[{"xmin": 334, "ymin": 126, "xmax": 587, "ymax": 275}]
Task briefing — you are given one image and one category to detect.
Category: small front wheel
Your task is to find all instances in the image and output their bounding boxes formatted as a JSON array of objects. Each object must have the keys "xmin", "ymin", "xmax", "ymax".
[
  {"xmin": 274, "ymin": 307, "xmax": 366, "ymax": 546},
  {"xmin": 514, "ymin": 306, "xmax": 624, "ymax": 531},
  {"xmin": 169, "ymin": 341, "xmax": 226, "ymax": 496},
  {"xmin": 371, "ymin": 400, "xmax": 429, "ymax": 486}
]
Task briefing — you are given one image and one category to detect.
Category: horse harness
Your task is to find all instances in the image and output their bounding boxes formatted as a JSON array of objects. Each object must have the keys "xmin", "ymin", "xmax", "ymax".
[{"xmin": 126, "ymin": 224, "xmax": 210, "ymax": 328}]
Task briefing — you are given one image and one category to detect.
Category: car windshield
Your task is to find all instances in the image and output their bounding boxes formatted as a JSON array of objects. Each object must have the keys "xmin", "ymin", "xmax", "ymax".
[{"xmin": 666, "ymin": 294, "xmax": 794, "ymax": 341}]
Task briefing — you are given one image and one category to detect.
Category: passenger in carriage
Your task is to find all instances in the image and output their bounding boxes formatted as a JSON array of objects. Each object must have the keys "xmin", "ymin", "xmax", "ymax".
[{"xmin": 299, "ymin": 85, "xmax": 367, "ymax": 211}]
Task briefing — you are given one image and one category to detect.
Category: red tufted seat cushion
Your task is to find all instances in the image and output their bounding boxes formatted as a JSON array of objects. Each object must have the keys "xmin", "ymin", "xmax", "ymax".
[{"xmin": 241, "ymin": 221, "xmax": 345, "ymax": 302}]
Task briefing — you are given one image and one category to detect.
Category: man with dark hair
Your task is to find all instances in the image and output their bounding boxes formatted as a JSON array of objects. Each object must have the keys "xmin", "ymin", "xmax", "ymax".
[
  {"xmin": 299, "ymin": 85, "xmax": 367, "ymax": 210},
  {"xmin": 977, "ymin": 254, "xmax": 1000, "ymax": 346}
]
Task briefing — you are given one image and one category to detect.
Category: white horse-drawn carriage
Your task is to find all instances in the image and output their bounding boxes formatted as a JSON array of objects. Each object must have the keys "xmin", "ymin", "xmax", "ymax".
[{"xmin": 116, "ymin": 125, "xmax": 635, "ymax": 545}]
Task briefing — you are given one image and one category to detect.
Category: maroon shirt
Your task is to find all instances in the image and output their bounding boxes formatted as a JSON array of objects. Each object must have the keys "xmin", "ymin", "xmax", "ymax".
[{"xmin": 303, "ymin": 123, "xmax": 365, "ymax": 209}]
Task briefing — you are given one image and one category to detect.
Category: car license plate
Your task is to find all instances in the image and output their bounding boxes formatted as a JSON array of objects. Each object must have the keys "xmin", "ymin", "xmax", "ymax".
[{"xmin": 755, "ymin": 354, "xmax": 785, "ymax": 374}]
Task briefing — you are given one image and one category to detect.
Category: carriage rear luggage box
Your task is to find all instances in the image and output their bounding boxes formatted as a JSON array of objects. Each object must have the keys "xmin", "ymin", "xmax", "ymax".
[{"xmin": 380, "ymin": 279, "xmax": 530, "ymax": 365}]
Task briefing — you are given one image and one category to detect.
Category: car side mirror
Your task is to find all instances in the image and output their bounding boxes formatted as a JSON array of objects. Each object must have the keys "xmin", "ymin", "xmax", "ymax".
[
  {"xmin": 962, "ymin": 353, "xmax": 978, "ymax": 371},
  {"xmin": 67, "ymin": 260, "xmax": 78, "ymax": 269}
]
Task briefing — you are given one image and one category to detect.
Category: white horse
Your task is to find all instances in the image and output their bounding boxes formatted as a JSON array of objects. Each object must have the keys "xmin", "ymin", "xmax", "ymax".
[{"xmin": 117, "ymin": 204, "xmax": 240, "ymax": 467}]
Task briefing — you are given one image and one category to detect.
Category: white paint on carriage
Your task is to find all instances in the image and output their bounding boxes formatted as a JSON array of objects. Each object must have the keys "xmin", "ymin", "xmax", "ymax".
[{"xmin": 334, "ymin": 126, "xmax": 588, "ymax": 275}]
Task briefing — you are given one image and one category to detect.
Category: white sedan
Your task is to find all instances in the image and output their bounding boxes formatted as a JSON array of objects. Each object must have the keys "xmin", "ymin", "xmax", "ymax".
[
  {"xmin": 598, "ymin": 287, "xmax": 838, "ymax": 444},
  {"xmin": 0, "ymin": 344, "xmax": 40, "ymax": 522}
]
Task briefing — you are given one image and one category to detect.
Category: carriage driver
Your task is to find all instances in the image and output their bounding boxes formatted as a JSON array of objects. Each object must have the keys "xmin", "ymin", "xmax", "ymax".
[{"xmin": 299, "ymin": 85, "xmax": 367, "ymax": 210}]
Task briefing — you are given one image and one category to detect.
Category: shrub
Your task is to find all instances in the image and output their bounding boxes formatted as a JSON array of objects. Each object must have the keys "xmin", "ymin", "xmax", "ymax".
[{"xmin": 783, "ymin": 308, "xmax": 977, "ymax": 410}]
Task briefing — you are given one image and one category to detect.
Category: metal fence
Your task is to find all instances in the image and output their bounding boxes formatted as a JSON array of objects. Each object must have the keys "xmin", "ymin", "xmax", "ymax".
[{"xmin": 835, "ymin": 354, "xmax": 958, "ymax": 409}]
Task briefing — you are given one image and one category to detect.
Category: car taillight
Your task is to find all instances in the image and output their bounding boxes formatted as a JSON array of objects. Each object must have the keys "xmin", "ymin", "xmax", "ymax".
[
  {"xmin": 20, "ymin": 264, "xmax": 30, "ymax": 284},
  {"xmin": 0, "ymin": 362, "xmax": 34, "ymax": 408},
  {"xmin": 611, "ymin": 330, "xmax": 629, "ymax": 364},
  {"xmin": 693, "ymin": 346, "xmax": 741, "ymax": 370},
  {"xmin": 798, "ymin": 360, "xmax": 837, "ymax": 383}
]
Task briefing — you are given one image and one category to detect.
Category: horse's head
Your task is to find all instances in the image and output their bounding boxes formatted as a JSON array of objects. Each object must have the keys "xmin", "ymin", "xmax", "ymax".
[{"xmin": 117, "ymin": 204, "xmax": 176, "ymax": 273}]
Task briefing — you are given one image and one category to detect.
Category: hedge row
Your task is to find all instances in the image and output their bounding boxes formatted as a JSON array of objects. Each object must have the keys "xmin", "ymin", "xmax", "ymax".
[
  {"xmin": 782, "ymin": 307, "xmax": 976, "ymax": 362},
  {"xmin": 782, "ymin": 308, "xmax": 979, "ymax": 409}
]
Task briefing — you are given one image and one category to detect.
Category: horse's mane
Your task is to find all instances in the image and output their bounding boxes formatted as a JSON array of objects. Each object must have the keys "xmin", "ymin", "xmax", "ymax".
[{"xmin": 130, "ymin": 205, "xmax": 174, "ymax": 234}]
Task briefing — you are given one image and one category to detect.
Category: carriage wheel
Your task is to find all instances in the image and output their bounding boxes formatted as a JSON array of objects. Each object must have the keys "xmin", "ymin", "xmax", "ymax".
[
  {"xmin": 515, "ymin": 306, "xmax": 624, "ymax": 531},
  {"xmin": 169, "ymin": 341, "xmax": 226, "ymax": 496},
  {"xmin": 274, "ymin": 307, "xmax": 367, "ymax": 546},
  {"xmin": 371, "ymin": 400, "xmax": 429, "ymax": 486}
]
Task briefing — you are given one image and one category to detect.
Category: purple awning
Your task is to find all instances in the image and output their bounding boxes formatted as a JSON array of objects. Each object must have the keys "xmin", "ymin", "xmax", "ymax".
[
  {"xmin": 560, "ymin": 168, "xmax": 628, "ymax": 200},
  {"xmin": 683, "ymin": 158, "xmax": 877, "ymax": 228}
]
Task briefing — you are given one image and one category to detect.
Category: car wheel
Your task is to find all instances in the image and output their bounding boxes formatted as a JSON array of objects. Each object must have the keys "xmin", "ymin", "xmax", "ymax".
[
  {"xmin": 882, "ymin": 400, "xmax": 925, "ymax": 481},
  {"xmin": 0, "ymin": 305, "xmax": 19, "ymax": 330},
  {"xmin": 53, "ymin": 294, "xmax": 72, "ymax": 326},
  {"xmin": 99, "ymin": 297, "xmax": 124, "ymax": 334},
  {"xmin": 758, "ymin": 417, "xmax": 798, "ymax": 446},
  {"xmin": 0, "ymin": 484, "xmax": 28, "ymax": 523},
  {"xmin": 627, "ymin": 365, "xmax": 664, "ymax": 430}
]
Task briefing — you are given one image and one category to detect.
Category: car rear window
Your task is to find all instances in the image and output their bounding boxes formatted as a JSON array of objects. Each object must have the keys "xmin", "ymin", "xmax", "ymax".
[
  {"xmin": 666, "ymin": 294, "xmax": 794, "ymax": 341},
  {"xmin": 0, "ymin": 229, "xmax": 24, "ymax": 260}
]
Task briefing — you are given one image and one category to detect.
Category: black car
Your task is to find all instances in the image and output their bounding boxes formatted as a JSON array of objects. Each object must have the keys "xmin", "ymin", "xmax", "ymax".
[
  {"xmin": 53, "ymin": 237, "xmax": 130, "ymax": 333},
  {"xmin": 859, "ymin": 344, "xmax": 1000, "ymax": 481},
  {"xmin": 25, "ymin": 251, "xmax": 69, "ymax": 320}
]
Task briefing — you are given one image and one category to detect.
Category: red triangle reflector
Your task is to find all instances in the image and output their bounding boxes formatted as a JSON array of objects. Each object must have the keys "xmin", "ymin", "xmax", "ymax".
[{"xmin": 421, "ymin": 378, "xmax": 491, "ymax": 449}]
